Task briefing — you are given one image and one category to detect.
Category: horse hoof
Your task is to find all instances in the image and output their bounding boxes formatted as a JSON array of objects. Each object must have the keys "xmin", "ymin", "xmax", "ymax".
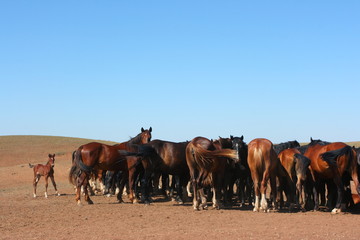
[
  {"xmin": 77, "ymin": 200, "xmax": 82, "ymax": 206},
  {"xmin": 33, "ymin": 194, "xmax": 37, "ymax": 198},
  {"xmin": 201, "ymin": 205, "xmax": 208, "ymax": 210},
  {"xmin": 331, "ymin": 208, "xmax": 341, "ymax": 214},
  {"xmin": 87, "ymin": 200, "xmax": 94, "ymax": 205}
]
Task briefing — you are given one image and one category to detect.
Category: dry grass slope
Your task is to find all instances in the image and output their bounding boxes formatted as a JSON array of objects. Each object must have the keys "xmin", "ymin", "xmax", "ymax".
[{"xmin": 0, "ymin": 135, "xmax": 117, "ymax": 167}]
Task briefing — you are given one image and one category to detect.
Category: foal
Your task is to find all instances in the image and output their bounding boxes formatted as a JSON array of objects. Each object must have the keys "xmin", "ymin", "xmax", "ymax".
[{"xmin": 29, "ymin": 154, "xmax": 60, "ymax": 198}]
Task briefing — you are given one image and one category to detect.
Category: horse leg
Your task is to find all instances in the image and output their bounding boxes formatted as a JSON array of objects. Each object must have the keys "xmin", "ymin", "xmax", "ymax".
[
  {"xmin": 83, "ymin": 176, "xmax": 93, "ymax": 204},
  {"xmin": 162, "ymin": 173, "xmax": 170, "ymax": 196},
  {"xmin": 33, "ymin": 174, "xmax": 40, "ymax": 198},
  {"xmin": 331, "ymin": 173, "xmax": 344, "ymax": 214},
  {"xmin": 260, "ymin": 171, "xmax": 269, "ymax": 212},
  {"xmin": 253, "ymin": 179, "xmax": 261, "ymax": 212},
  {"xmin": 44, "ymin": 175, "xmax": 49, "ymax": 198},
  {"xmin": 319, "ymin": 180, "xmax": 326, "ymax": 207},
  {"xmin": 270, "ymin": 174, "xmax": 279, "ymax": 211},
  {"xmin": 199, "ymin": 188, "xmax": 208, "ymax": 210},
  {"xmin": 127, "ymin": 168, "xmax": 137, "ymax": 203},
  {"xmin": 117, "ymin": 172, "xmax": 127, "ymax": 203},
  {"xmin": 50, "ymin": 175, "xmax": 60, "ymax": 196},
  {"xmin": 175, "ymin": 176, "xmax": 185, "ymax": 204},
  {"xmin": 296, "ymin": 179, "xmax": 306, "ymax": 211},
  {"xmin": 186, "ymin": 180, "xmax": 192, "ymax": 198},
  {"xmin": 140, "ymin": 169, "xmax": 152, "ymax": 204}
]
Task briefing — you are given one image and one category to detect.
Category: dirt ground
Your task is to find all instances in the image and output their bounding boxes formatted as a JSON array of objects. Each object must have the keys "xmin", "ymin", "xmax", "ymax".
[{"xmin": 1, "ymin": 152, "xmax": 359, "ymax": 240}]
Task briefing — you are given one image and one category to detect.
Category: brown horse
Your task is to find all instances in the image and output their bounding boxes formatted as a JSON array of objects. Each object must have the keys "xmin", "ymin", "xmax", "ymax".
[
  {"xmin": 145, "ymin": 139, "xmax": 190, "ymax": 204},
  {"xmin": 304, "ymin": 141, "xmax": 360, "ymax": 213},
  {"xmin": 186, "ymin": 136, "xmax": 239, "ymax": 210},
  {"xmin": 247, "ymin": 138, "xmax": 294, "ymax": 212},
  {"xmin": 278, "ymin": 148, "xmax": 311, "ymax": 210},
  {"xmin": 69, "ymin": 128, "xmax": 153, "ymax": 205},
  {"xmin": 29, "ymin": 154, "xmax": 60, "ymax": 198},
  {"xmin": 110, "ymin": 127, "xmax": 152, "ymax": 203}
]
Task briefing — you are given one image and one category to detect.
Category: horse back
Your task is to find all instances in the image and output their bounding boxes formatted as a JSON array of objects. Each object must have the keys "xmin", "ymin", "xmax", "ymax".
[
  {"xmin": 149, "ymin": 139, "xmax": 189, "ymax": 174},
  {"xmin": 80, "ymin": 142, "xmax": 128, "ymax": 171},
  {"xmin": 305, "ymin": 142, "xmax": 349, "ymax": 178}
]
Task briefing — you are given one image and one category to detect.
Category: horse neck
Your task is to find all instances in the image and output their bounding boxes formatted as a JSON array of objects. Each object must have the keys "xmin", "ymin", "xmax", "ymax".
[
  {"xmin": 128, "ymin": 133, "xmax": 143, "ymax": 145},
  {"xmin": 45, "ymin": 160, "xmax": 53, "ymax": 168}
]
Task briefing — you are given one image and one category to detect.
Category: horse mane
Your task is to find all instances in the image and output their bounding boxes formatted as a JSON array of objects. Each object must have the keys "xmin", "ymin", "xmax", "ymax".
[
  {"xmin": 273, "ymin": 140, "xmax": 300, "ymax": 155},
  {"xmin": 297, "ymin": 138, "xmax": 332, "ymax": 154},
  {"xmin": 308, "ymin": 138, "xmax": 331, "ymax": 147}
]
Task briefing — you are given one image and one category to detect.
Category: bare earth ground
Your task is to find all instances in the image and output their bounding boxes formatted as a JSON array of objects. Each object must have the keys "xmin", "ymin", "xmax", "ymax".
[{"xmin": 1, "ymin": 138, "xmax": 360, "ymax": 240}]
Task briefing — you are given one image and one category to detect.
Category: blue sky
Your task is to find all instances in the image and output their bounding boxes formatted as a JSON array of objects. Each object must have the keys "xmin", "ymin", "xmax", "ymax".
[{"xmin": 0, "ymin": 1, "xmax": 359, "ymax": 144}]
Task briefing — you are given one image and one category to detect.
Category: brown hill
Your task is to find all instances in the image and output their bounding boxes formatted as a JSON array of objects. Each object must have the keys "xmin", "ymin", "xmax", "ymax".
[{"xmin": 0, "ymin": 135, "xmax": 116, "ymax": 168}]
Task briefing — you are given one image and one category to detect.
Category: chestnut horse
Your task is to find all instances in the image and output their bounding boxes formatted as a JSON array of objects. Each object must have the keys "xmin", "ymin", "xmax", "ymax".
[
  {"xmin": 29, "ymin": 154, "xmax": 60, "ymax": 198},
  {"xmin": 278, "ymin": 148, "xmax": 311, "ymax": 210},
  {"xmin": 304, "ymin": 141, "xmax": 360, "ymax": 213},
  {"xmin": 186, "ymin": 136, "xmax": 239, "ymax": 210},
  {"xmin": 247, "ymin": 138, "xmax": 294, "ymax": 212},
  {"xmin": 69, "ymin": 128, "xmax": 153, "ymax": 205}
]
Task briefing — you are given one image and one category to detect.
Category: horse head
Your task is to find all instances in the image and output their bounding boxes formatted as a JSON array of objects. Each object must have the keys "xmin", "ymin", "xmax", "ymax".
[
  {"xmin": 230, "ymin": 135, "xmax": 247, "ymax": 164},
  {"xmin": 140, "ymin": 127, "xmax": 152, "ymax": 144},
  {"xmin": 48, "ymin": 154, "xmax": 55, "ymax": 168}
]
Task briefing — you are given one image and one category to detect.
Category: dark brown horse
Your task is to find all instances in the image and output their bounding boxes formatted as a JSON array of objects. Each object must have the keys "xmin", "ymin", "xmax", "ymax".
[
  {"xmin": 145, "ymin": 139, "xmax": 190, "ymax": 204},
  {"xmin": 111, "ymin": 127, "xmax": 152, "ymax": 203},
  {"xmin": 29, "ymin": 154, "xmax": 60, "ymax": 198},
  {"xmin": 186, "ymin": 136, "xmax": 239, "ymax": 210},
  {"xmin": 304, "ymin": 141, "xmax": 360, "ymax": 213},
  {"xmin": 69, "ymin": 128, "xmax": 152, "ymax": 205},
  {"xmin": 247, "ymin": 138, "xmax": 294, "ymax": 212},
  {"xmin": 278, "ymin": 148, "xmax": 311, "ymax": 210}
]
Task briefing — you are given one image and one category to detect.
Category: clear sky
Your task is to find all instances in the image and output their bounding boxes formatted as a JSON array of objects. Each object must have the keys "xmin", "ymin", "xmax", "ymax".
[{"xmin": 0, "ymin": 1, "xmax": 359, "ymax": 144}]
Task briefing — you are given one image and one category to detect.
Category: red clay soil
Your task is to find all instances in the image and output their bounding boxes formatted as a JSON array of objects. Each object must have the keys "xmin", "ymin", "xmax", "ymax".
[{"xmin": 1, "ymin": 152, "xmax": 360, "ymax": 240}]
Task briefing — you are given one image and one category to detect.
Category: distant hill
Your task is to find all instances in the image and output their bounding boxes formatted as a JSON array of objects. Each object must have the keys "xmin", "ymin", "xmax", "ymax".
[{"xmin": 0, "ymin": 135, "xmax": 117, "ymax": 167}]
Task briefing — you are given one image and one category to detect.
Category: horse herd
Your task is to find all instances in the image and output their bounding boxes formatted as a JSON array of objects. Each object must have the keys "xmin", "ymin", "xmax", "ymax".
[{"xmin": 35, "ymin": 127, "xmax": 360, "ymax": 214}]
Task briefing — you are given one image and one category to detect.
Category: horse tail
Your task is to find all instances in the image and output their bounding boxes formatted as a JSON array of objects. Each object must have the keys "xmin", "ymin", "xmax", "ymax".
[
  {"xmin": 69, "ymin": 147, "xmax": 93, "ymax": 185},
  {"xmin": 191, "ymin": 146, "xmax": 238, "ymax": 170},
  {"xmin": 320, "ymin": 145, "xmax": 352, "ymax": 167},
  {"xmin": 29, "ymin": 163, "xmax": 34, "ymax": 168}
]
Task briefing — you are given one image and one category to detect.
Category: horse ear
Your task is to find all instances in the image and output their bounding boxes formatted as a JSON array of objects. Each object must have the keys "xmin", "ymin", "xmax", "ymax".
[
  {"xmin": 240, "ymin": 135, "xmax": 244, "ymax": 141},
  {"xmin": 141, "ymin": 127, "xmax": 145, "ymax": 132},
  {"xmin": 53, "ymin": 154, "xmax": 55, "ymax": 157},
  {"xmin": 230, "ymin": 135, "xmax": 233, "ymax": 140},
  {"xmin": 48, "ymin": 154, "xmax": 52, "ymax": 158},
  {"xmin": 310, "ymin": 137, "xmax": 313, "ymax": 142},
  {"xmin": 149, "ymin": 127, "xmax": 152, "ymax": 132}
]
